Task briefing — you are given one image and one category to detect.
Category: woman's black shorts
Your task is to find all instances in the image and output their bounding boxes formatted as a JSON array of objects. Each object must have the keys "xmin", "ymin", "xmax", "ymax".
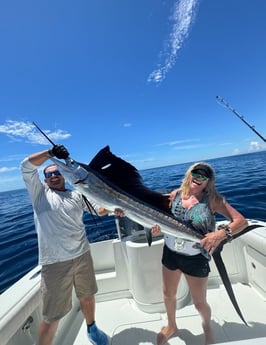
[{"xmin": 162, "ymin": 244, "xmax": 210, "ymax": 277}]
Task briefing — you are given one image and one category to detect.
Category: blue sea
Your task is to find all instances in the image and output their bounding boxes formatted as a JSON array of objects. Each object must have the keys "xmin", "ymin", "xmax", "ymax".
[{"xmin": 0, "ymin": 151, "xmax": 265, "ymax": 294}]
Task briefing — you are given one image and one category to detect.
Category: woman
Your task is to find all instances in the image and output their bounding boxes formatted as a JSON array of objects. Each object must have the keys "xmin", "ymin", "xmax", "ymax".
[{"xmin": 151, "ymin": 162, "xmax": 248, "ymax": 345}]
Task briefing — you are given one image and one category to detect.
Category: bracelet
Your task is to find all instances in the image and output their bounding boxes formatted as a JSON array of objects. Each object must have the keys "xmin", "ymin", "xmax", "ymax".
[{"xmin": 217, "ymin": 224, "xmax": 233, "ymax": 242}]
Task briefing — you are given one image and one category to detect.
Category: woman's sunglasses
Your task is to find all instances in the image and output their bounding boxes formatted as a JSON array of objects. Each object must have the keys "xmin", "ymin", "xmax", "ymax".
[
  {"xmin": 44, "ymin": 170, "xmax": 61, "ymax": 178},
  {"xmin": 191, "ymin": 172, "xmax": 209, "ymax": 181}
]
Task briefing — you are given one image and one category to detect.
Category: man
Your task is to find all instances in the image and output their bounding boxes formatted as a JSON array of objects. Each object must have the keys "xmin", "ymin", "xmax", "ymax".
[{"xmin": 21, "ymin": 145, "xmax": 123, "ymax": 345}]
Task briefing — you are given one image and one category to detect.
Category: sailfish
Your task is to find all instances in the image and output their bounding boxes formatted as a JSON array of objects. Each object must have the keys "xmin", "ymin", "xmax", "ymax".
[{"xmin": 49, "ymin": 145, "xmax": 263, "ymax": 326}]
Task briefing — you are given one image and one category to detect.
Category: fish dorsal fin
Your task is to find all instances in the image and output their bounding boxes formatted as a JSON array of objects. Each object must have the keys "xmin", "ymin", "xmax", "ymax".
[
  {"xmin": 88, "ymin": 146, "xmax": 170, "ymax": 213},
  {"xmin": 89, "ymin": 145, "xmax": 141, "ymax": 187}
]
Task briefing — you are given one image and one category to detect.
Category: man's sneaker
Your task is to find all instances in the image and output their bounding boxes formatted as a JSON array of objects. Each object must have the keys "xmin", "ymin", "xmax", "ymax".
[{"xmin": 87, "ymin": 323, "xmax": 108, "ymax": 345}]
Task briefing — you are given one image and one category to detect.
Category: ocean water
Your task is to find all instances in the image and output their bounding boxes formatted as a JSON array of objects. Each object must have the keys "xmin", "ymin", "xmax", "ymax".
[{"xmin": 0, "ymin": 151, "xmax": 265, "ymax": 294}]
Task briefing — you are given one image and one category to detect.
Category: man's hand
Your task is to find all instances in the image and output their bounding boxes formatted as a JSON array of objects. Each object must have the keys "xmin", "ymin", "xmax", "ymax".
[
  {"xmin": 113, "ymin": 208, "xmax": 125, "ymax": 217},
  {"xmin": 49, "ymin": 145, "xmax": 69, "ymax": 159}
]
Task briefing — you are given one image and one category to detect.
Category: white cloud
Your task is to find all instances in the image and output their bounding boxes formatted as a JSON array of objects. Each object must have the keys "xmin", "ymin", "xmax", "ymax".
[
  {"xmin": 0, "ymin": 154, "xmax": 25, "ymax": 162},
  {"xmin": 123, "ymin": 123, "xmax": 132, "ymax": 128},
  {"xmin": 173, "ymin": 143, "xmax": 210, "ymax": 150},
  {"xmin": 248, "ymin": 141, "xmax": 262, "ymax": 151},
  {"xmin": 147, "ymin": 0, "xmax": 199, "ymax": 84},
  {"xmin": 155, "ymin": 138, "xmax": 199, "ymax": 147},
  {"xmin": 233, "ymin": 148, "xmax": 240, "ymax": 155},
  {"xmin": 0, "ymin": 120, "xmax": 71, "ymax": 145},
  {"xmin": 0, "ymin": 166, "xmax": 19, "ymax": 173}
]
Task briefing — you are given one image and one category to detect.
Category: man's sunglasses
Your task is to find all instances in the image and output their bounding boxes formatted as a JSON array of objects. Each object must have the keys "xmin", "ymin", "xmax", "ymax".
[
  {"xmin": 44, "ymin": 170, "xmax": 61, "ymax": 178},
  {"xmin": 191, "ymin": 172, "xmax": 209, "ymax": 181}
]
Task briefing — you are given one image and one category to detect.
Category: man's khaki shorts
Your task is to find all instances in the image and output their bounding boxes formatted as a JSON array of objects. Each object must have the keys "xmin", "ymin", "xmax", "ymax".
[{"xmin": 41, "ymin": 250, "xmax": 98, "ymax": 323}]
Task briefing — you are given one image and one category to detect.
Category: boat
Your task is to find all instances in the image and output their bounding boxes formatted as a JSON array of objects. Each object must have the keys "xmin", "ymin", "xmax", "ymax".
[{"xmin": 1, "ymin": 218, "xmax": 266, "ymax": 345}]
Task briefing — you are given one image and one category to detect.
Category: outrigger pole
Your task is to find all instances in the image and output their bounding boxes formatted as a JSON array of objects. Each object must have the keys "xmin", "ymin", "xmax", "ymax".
[{"xmin": 216, "ymin": 96, "xmax": 266, "ymax": 143}]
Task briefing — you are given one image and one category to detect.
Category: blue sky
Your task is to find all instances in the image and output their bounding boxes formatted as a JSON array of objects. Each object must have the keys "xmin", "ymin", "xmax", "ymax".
[{"xmin": 0, "ymin": 0, "xmax": 266, "ymax": 192}]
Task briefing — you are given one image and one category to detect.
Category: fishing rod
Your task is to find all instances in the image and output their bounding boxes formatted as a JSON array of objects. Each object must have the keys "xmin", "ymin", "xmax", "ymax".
[
  {"xmin": 32, "ymin": 121, "xmax": 56, "ymax": 146},
  {"xmin": 32, "ymin": 122, "xmax": 73, "ymax": 166},
  {"xmin": 216, "ymin": 96, "xmax": 266, "ymax": 143}
]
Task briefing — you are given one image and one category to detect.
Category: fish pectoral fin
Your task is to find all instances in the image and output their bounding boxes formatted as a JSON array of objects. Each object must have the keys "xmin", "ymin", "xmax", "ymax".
[{"xmin": 145, "ymin": 228, "xmax": 152, "ymax": 247}]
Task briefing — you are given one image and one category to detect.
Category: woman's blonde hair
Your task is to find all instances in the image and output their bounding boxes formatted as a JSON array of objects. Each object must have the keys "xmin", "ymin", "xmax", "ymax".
[{"xmin": 177, "ymin": 162, "xmax": 222, "ymax": 202}]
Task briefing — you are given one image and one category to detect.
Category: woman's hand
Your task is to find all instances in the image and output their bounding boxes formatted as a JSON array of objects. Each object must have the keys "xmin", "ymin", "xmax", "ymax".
[
  {"xmin": 200, "ymin": 230, "xmax": 225, "ymax": 255},
  {"xmin": 151, "ymin": 224, "xmax": 162, "ymax": 236}
]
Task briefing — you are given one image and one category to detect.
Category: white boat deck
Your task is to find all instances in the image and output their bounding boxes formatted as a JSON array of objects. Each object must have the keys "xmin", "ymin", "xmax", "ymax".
[
  {"xmin": 72, "ymin": 283, "xmax": 266, "ymax": 345},
  {"xmin": 1, "ymin": 220, "xmax": 266, "ymax": 345}
]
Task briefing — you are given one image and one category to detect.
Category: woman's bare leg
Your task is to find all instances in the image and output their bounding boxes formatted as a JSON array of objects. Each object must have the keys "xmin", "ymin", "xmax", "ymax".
[
  {"xmin": 185, "ymin": 274, "xmax": 214, "ymax": 345},
  {"xmin": 157, "ymin": 266, "xmax": 181, "ymax": 345}
]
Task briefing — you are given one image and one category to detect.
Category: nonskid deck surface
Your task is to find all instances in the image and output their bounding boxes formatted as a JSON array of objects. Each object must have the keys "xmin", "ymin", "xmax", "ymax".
[{"xmin": 73, "ymin": 283, "xmax": 266, "ymax": 345}]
